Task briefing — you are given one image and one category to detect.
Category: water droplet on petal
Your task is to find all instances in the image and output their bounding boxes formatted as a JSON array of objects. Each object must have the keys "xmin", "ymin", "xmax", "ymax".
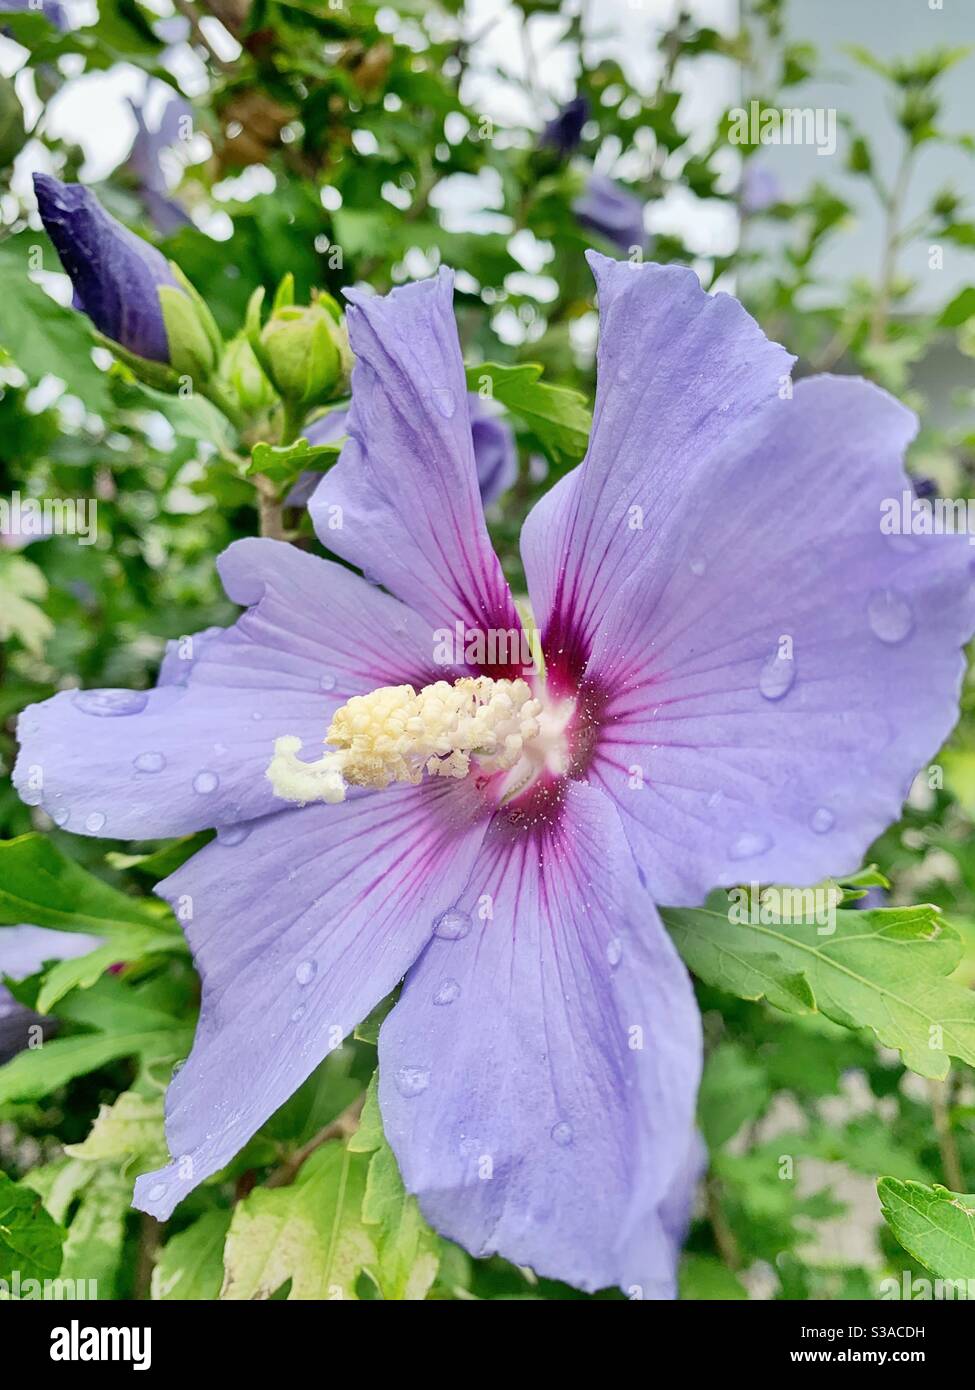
[
  {"xmin": 395, "ymin": 1066, "xmax": 430, "ymax": 1098},
  {"xmin": 134, "ymin": 751, "xmax": 166, "ymax": 773},
  {"xmin": 193, "ymin": 770, "xmax": 219, "ymax": 794},
  {"xmin": 73, "ymin": 689, "xmax": 148, "ymax": 717},
  {"xmin": 759, "ymin": 651, "xmax": 796, "ymax": 701},
  {"xmin": 148, "ymin": 1183, "xmax": 166, "ymax": 1203},
  {"xmin": 606, "ymin": 938, "xmax": 623, "ymax": 967},
  {"xmin": 730, "ymin": 830, "xmax": 772, "ymax": 861},
  {"xmin": 217, "ymin": 825, "xmax": 249, "ymax": 846},
  {"xmin": 320, "ymin": 673, "xmax": 336, "ymax": 692},
  {"xmin": 295, "ymin": 959, "xmax": 317, "ymax": 986},
  {"xmin": 551, "ymin": 1121, "xmax": 573, "ymax": 1147},
  {"xmin": 433, "ymin": 908, "xmax": 471, "ymax": 940},
  {"xmin": 433, "ymin": 978, "xmax": 461, "ymax": 1006},
  {"xmin": 810, "ymin": 806, "xmax": 835, "ymax": 834},
  {"xmin": 867, "ymin": 588, "xmax": 913, "ymax": 644},
  {"xmin": 53, "ymin": 808, "xmax": 69, "ymax": 827},
  {"xmin": 84, "ymin": 811, "xmax": 106, "ymax": 834},
  {"xmin": 689, "ymin": 556, "xmax": 706, "ymax": 577},
  {"xmin": 291, "ymin": 1004, "xmax": 306, "ymax": 1023},
  {"xmin": 430, "ymin": 387, "xmax": 455, "ymax": 419}
]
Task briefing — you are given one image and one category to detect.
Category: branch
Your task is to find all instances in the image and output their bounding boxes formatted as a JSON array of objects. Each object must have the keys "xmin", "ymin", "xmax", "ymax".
[{"xmin": 265, "ymin": 1093, "xmax": 366, "ymax": 1189}]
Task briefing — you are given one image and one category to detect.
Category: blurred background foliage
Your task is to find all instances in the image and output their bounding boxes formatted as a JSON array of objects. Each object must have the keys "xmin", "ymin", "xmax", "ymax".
[{"xmin": 1, "ymin": 0, "xmax": 975, "ymax": 1301}]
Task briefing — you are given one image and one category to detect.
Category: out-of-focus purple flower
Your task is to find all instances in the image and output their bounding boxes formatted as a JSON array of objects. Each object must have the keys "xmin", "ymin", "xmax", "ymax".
[
  {"xmin": 0, "ymin": 925, "xmax": 103, "ymax": 1063},
  {"xmin": 542, "ymin": 96, "xmax": 588, "ymax": 158},
  {"xmin": 16, "ymin": 256, "xmax": 975, "ymax": 1294},
  {"xmin": 468, "ymin": 393, "xmax": 517, "ymax": 505},
  {"xmin": 126, "ymin": 95, "xmax": 192, "ymax": 236},
  {"xmin": 574, "ymin": 172, "xmax": 646, "ymax": 254},
  {"xmin": 286, "ymin": 393, "xmax": 517, "ymax": 510},
  {"xmin": 283, "ymin": 408, "xmax": 348, "ymax": 510},
  {"xmin": 0, "ymin": 0, "xmax": 69, "ymax": 32},
  {"xmin": 740, "ymin": 161, "xmax": 782, "ymax": 214}
]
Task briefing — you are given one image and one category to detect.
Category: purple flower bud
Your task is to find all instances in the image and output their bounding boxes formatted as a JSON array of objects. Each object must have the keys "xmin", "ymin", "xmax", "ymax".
[
  {"xmin": 542, "ymin": 96, "xmax": 589, "ymax": 158},
  {"xmin": 573, "ymin": 172, "xmax": 646, "ymax": 254},
  {"xmin": 33, "ymin": 172, "xmax": 179, "ymax": 364}
]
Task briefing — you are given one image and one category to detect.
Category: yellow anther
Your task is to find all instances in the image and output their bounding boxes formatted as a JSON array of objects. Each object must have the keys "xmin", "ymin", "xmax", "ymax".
[{"xmin": 267, "ymin": 677, "xmax": 542, "ymax": 805}]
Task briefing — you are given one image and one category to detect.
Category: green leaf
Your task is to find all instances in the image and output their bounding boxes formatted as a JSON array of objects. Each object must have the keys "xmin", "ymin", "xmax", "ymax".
[
  {"xmin": 679, "ymin": 1252, "xmax": 747, "ymax": 1301},
  {"xmin": 21, "ymin": 1159, "xmax": 95, "ymax": 1225},
  {"xmin": 0, "ymin": 236, "xmax": 112, "ymax": 412},
  {"xmin": 0, "ymin": 834, "xmax": 165, "ymax": 934},
  {"xmin": 878, "ymin": 1179, "xmax": 975, "ymax": 1280},
  {"xmin": 941, "ymin": 221, "xmax": 975, "ymax": 247},
  {"xmin": 221, "ymin": 1143, "xmax": 376, "ymax": 1300},
  {"xmin": 0, "ymin": 976, "xmax": 192, "ymax": 1104},
  {"xmin": 349, "ymin": 1076, "xmax": 440, "ymax": 1300},
  {"xmin": 246, "ymin": 435, "xmax": 343, "ymax": 488},
  {"xmin": 36, "ymin": 932, "xmax": 178, "ymax": 1014},
  {"xmin": 464, "ymin": 362, "xmax": 591, "ymax": 468},
  {"xmin": 106, "ymin": 831, "xmax": 213, "ymax": 882},
  {"xmin": 59, "ymin": 1169, "xmax": 131, "ymax": 1299},
  {"xmin": 665, "ymin": 898, "xmax": 975, "ymax": 1077},
  {"xmin": 698, "ymin": 1041, "xmax": 770, "ymax": 1149},
  {"xmin": 65, "ymin": 1091, "xmax": 167, "ymax": 1169},
  {"xmin": 353, "ymin": 992, "xmax": 396, "ymax": 1047},
  {"xmin": 0, "ymin": 555, "xmax": 53, "ymax": 654},
  {"xmin": 152, "ymin": 1210, "xmax": 232, "ymax": 1301},
  {"xmin": 939, "ymin": 287, "xmax": 975, "ymax": 328},
  {"xmin": 0, "ymin": 835, "xmax": 183, "ymax": 1011},
  {"xmin": 0, "ymin": 1171, "xmax": 64, "ymax": 1284}
]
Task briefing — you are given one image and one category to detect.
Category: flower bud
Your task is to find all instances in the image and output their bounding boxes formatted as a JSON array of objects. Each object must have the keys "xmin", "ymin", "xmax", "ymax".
[
  {"xmin": 541, "ymin": 97, "xmax": 589, "ymax": 159},
  {"xmin": 217, "ymin": 332, "xmax": 277, "ymax": 415},
  {"xmin": 247, "ymin": 274, "xmax": 351, "ymax": 409},
  {"xmin": 33, "ymin": 173, "xmax": 221, "ymax": 390}
]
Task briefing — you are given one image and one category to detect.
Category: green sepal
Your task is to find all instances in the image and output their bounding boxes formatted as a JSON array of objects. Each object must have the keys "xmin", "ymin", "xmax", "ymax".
[
  {"xmin": 93, "ymin": 328, "xmax": 181, "ymax": 393},
  {"xmin": 158, "ymin": 279, "xmax": 219, "ymax": 383}
]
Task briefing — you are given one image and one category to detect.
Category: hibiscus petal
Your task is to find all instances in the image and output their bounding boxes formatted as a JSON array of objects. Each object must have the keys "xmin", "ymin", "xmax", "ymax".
[
  {"xmin": 309, "ymin": 271, "xmax": 523, "ymax": 667},
  {"xmin": 14, "ymin": 538, "xmax": 443, "ymax": 840},
  {"xmin": 584, "ymin": 375, "xmax": 975, "ymax": 903},
  {"xmin": 379, "ymin": 781, "xmax": 702, "ymax": 1295},
  {"xmin": 521, "ymin": 251, "xmax": 794, "ymax": 689},
  {"xmin": 133, "ymin": 778, "xmax": 489, "ymax": 1219}
]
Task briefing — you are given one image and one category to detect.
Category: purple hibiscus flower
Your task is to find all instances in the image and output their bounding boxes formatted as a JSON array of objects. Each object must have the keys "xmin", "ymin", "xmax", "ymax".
[
  {"xmin": 542, "ymin": 96, "xmax": 589, "ymax": 158},
  {"xmin": 125, "ymin": 95, "xmax": 193, "ymax": 236},
  {"xmin": 574, "ymin": 172, "xmax": 646, "ymax": 254},
  {"xmin": 0, "ymin": 926, "xmax": 102, "ymax": 1064},
  {"xmin": 287, "ymin": 393, "xmax": 517, "ymax": 511},
  {"xmin": 33, "ymin": 172, "xmax": 182, "ymax": 364},
  {"xmin": 14, "ymin": 254, "xmax": 975, "ymax": 1294}
]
